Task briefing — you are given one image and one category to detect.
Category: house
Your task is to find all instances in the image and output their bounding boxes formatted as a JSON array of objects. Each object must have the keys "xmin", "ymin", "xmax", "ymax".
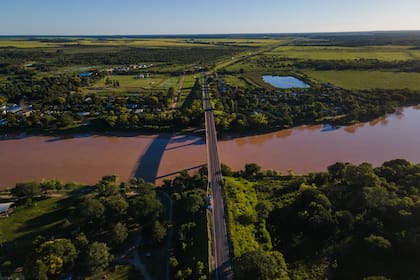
[
  {"xmin": 0, "ymin": 202, "xmax": 14, "ymax": 218},
  {"xmin": 79, "ymin": 72, "xmax": 93, "ymax": 78},
  {"xmin": 76, "ymin": 112, "xmax": 91, "ymax": 117},
  {"xmin": 127, "ymin": 104, "xmax": 138, "ymax": 109},
  {"xmin": 6, "ymin": 104, "xmax": 22, "ymax": 114}
]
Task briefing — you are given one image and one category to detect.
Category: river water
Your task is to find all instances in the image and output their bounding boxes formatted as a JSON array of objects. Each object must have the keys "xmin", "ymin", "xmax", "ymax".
[{"xmin": 0, "ymin": 106, "xmax": 419, "ymax": 188}]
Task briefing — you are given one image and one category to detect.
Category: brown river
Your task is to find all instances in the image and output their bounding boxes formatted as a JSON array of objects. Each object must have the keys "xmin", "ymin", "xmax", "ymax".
[{"xmin": 1, "ymin": 106, "xmax": 419, "ymax": 188}]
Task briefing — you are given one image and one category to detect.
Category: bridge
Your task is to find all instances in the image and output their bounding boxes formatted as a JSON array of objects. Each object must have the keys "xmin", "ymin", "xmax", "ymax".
[{"xmin": 202, "ymin": 72, "xmax": 233, "ymax": 280}]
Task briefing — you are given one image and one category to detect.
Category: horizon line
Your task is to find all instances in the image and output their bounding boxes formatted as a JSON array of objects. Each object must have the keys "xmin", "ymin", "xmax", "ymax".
[{"xmin": 1, "ymin": 29, "xmax": 420, "ymax": 37}]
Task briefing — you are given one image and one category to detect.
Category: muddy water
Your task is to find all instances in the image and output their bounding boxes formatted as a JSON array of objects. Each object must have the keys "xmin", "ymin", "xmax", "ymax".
[
  {"xmin": 0, "ymin": 106, "xmax": 419, "ymax": 188},
  {"xmin": 219, "ymin": 106, "xmax": 420, "ymax": 173}
]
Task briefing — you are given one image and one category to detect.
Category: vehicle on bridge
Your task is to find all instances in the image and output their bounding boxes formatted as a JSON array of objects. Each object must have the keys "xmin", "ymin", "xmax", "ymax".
[{"xmin": 207, "ymin": 195, "xmax": 213, "ymax": 210}]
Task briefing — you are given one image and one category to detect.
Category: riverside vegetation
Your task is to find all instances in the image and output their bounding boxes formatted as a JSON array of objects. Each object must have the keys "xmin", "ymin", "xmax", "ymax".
[
  {"xmin": 2, "ymin": 159, "xmax": 420, "ymax": 279},
  {"xmin": 2, "ymin": 32, "xmax": 420, "ymax": 134}
]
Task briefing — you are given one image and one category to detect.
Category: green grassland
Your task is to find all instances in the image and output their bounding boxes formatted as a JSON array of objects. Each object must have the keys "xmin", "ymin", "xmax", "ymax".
[
  {"xmin": 224, "ymin": 178, "xmax": 260, "ymax": 256},
  {"xmin": 0, "ymin": 38, "xmax": 210, "ymax": 49},
  {"xmin": 179, "ymin": 74, "xmax": 199, "ymax": 101},
  {"xmin": 222, "ymin": 75, "xmax": 251, "ymax": 88},
  {"xmin": 224, "ymin": 177, "xmax": 272, "ymax": 257},
  {"xmin": 305, "ymin": 70, "xmax": 420, "ymax": 90},
  {"xmin": 0, "ymin": 195, "xmax": 77, "ymax": 266},
  {"xmin": 89, "ymin": 75, "xmax": 180, "ymax": 94},
  {"xmin": 267, "ymin": 45, "xmax": 420, "ymax": 61},
  {"xmin": 189, "ymin": 38, "xmax": 284, "ymax": 47},
  {"xmin": 0, "ymin": 38, "xmax": 282, "ymax": 49}
]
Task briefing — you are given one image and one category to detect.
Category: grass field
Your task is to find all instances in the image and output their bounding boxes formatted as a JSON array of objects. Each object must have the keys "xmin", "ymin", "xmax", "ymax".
[
  {"xmin": 90, "ymin": 75, "xmax": 180, "ymax": 94},
  {"xmin": 0, "ymin": 38, "xmax": 211, "ymax": 48},
  {"xmin": 0, "ymin": 195, "xmax": 75, "ymax": 265},
  {"xmin": 305, "ymin": 70, "xmax": 420, "ymax": 90},
  {"xmin": 222, "ymin": 75, "xmax": 251, "ymax": 88},
  {"xmin": 0, "ymin": 38, "xmax": 282, "ymax": 49},
  {"xmin": 190, "ymin": 38, "xmax": 284, "ymax": 47},
  {"xmin": 267, "ymin": 45, "xmax": 420, "ymax": 61},
  {"xmin": 179, "ymin": 74, "xmax": 199, "ymax": 102}
]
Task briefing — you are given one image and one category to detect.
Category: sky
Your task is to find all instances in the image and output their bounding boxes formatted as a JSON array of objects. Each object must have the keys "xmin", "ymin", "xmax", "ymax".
[{"xmin": 1, "ymin": 0, "xmax": 420, "ymax": 35}]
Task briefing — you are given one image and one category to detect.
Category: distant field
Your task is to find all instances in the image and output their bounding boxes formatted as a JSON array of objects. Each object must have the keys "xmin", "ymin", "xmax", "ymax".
[
  {"xmin": 0, "ymin": 38, "xmax": 278, "ymax": 49},
  {"xmin": 267, "ymin": 45, "xmax": 420, "ymax": 61},
  {"xmin": 222, "ymin": 75, "xmax": 250, "ymax": 87},
  {"xmin": 90, "ymin": 75, "xmax": 180, "ymax": 94},
  {"xmin": 190, "ymin": 38, "xmax": 284, "ymax": 47},
  {"xmin": 305, "ymin": 70, "xmax": 420, "ymax": 90},
  {"xmin": 0, "ymin": 38, "xmax": 210, "ymax": 48}
]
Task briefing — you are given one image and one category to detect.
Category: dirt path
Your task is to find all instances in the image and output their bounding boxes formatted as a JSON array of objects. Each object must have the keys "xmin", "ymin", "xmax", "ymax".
[{"xmin": 129, "ymin": 236, "xmax": 152, "ymax": 280}]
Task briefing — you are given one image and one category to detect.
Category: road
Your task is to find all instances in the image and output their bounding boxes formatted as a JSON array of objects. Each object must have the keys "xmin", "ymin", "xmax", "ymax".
[{"xmin": 202, "ymin": 72, "xmax": 233, "ymax": 280}]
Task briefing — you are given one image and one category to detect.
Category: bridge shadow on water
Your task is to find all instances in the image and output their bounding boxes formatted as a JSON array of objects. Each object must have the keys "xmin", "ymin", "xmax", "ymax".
[
  {"xmin": 132, "ymin": 134, "xmax": 171, "ymax": 182},
  {"xmin": 131, "ymin": 134, "xmax": 205, "ymax": 183}
]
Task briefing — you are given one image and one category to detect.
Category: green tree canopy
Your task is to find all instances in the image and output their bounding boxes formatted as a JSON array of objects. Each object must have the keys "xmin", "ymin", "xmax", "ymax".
[{"xmin": 234, "ymin": 250, "xmax": 289, "ymax": 280}]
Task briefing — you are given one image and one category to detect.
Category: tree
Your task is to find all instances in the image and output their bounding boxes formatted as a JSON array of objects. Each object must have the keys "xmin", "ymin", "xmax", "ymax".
[
  {"xmin": 256, "ymin": 201, "xmax": 273, "ymax": 220},
  {"xmin": 96, "ymin": 175, "xmax": 120, "ymax": 197},
  {"xmin": 74, "ymin": 232, "xmax": 89, "ymax": 250},
  {"xmin": 151, "ymin": 221, "xmax": 167, "ymax": 245},
  {"xmin": 85, "ymin": 242, "xmax": 113, "ymax": 274},
  {"xmin": 130, "ymin": 193, "xmax": 162, "ymax": 222},
  {"xmin": 364, "ymin": 235, "xmax": 392, "ymax": 255},
  {"xmin": 182, "ymin": 189, "xmax": 206, "ymax": 215},
  {"xmin": 35, "ymin": 238, "xmax": 78, "ymax": 276},
  {"xmin": 112, "ymin": 222, "xmax": 128, "ymax": 245},
  {"xmin": 0, "ymin": 95, "xmax": 7, "ymax": 106},
  {"xmin": 234, "ymin": 250, "xmax": 289, "ymax": 280},
  {"xmin": 81, "ymin": 198, "xmax": 105, "ymax": 222},
  {"xmin": 105, "ymin": 195, "xmax": 129, "ymax": 218},
  {"xmin": 24, "ymin": 259, "xmax": 48, "ymax": 280},
  {"xmin": 221, "ymin": 163, "xmax": 234, "ymax": 176},
  {"xmin": 58, "ymin": 112, "xmax": 74, "ymax": 127},
  {"xmin": 244, "ymin": 163, "xmax": 262, "ymax": 179},
  {"xmin": 11, "ymin": 182, "xmax": 40, "ymax": 200}
]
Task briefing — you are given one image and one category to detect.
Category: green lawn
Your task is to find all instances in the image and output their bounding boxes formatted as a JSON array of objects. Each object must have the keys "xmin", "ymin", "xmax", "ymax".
[
  {"xmin": 267, "ymin": 45, "xmax": 420, "ymax": 61},
  {"xmin": 0, "ymin": 196, "xmax": 76, "ymax": 265},
  {"xmin": 305, "ymin": 70, "xmax": 420, "ymax": 90},
  {"xmin": 0, "ymin": 198, "xmax": 66, "ymax": 243}
]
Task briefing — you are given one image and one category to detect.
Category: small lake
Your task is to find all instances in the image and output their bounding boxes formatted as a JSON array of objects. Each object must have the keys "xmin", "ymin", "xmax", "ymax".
[{"xmin": 262, "ymin": 75, "xmax": 310, "ymax": 89}]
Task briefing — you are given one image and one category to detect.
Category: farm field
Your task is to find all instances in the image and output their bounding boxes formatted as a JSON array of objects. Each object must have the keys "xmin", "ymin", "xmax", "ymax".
[
  {"xmin": 0, "ymin": 38, "xmax": 283, "ymax": 49},
  {"xmin": 304, "ymin": 70, "xmax": 420, "ymax": 90},
  {"xmin": 267, "ymin": 45, "xmax": 420, "ymax": 61},
  {"xmin": 222, "ymin": 75, "xmax": 251, "ymax": 88}
]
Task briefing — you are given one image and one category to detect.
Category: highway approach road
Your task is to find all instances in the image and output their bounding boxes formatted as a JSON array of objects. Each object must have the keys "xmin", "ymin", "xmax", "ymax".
[{"xmin": 202, "ymin": 72, "xmax": 233, "ymax": 280}]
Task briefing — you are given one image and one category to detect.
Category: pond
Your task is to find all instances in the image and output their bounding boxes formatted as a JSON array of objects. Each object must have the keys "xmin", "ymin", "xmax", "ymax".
[{"xmin": 262, "ymin": 75, "xmax": 310, "ymax": 89}]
